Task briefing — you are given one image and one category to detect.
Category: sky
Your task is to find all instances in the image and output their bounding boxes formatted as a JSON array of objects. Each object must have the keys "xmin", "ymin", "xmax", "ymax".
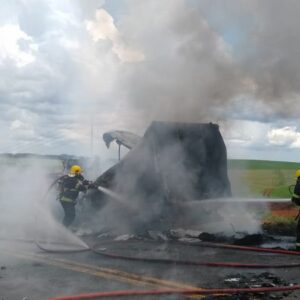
[{"xmin": 1, "ymin": 0, "xmax": 300, "ymax": 162}]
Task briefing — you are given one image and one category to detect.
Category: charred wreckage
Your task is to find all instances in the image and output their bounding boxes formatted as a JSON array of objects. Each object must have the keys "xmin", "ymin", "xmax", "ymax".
[{"xmin": 88, "ymin": 121, "xmax": 232, "ymax": 233}]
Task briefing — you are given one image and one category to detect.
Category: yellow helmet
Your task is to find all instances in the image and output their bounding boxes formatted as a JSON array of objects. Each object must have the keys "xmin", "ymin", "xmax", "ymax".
[
  {"xmin": 70, "ymin": 165, "xmax": 82, "ymax": 175},
  {"xmin": 295, "ymin": 169, "xmax": 300, "ymax": 178}
]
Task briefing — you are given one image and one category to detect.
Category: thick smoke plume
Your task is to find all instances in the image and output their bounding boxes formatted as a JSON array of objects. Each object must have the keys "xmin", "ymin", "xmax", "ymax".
[
  {"xmin": 116, "ymin": 0, "xmax": 245, "ymax": 125},
  {"xmin": 105, "ymin": 0, "xmax": 300, "ymax": 125}
]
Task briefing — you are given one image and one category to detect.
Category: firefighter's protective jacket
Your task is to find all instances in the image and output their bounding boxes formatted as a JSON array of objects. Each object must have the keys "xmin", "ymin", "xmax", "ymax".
[
  {"xmin": 58, "ymin": 174, "xmax": 89, "ymax": 204},
  {"xmin": 292, "ymin": 178, "xmax": 300, "ymax": 206}
]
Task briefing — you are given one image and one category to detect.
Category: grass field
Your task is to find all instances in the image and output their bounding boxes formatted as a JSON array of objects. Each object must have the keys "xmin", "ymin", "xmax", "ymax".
[
  {"xmin": 228, "ymin": 159, "xmax": 300, "ymax": 234},
  {"xmin": 228, "ymin": 159, "xmax": 300, "ymax": 198}
]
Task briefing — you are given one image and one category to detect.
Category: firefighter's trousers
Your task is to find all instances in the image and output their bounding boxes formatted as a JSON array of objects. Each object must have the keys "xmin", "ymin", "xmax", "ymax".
[{"xmin": 60, "ymin": 201, "xmax": 76, "ymax": 227}]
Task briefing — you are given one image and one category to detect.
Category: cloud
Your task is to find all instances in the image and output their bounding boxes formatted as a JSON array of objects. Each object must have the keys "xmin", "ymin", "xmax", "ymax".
[
  {"xmin": 268, "ymin": 127, "xmax": 300, "ymax": 148},
  {"xmin": 223, "ymin": 120, "xmax": 271, "ymax": 148},
  {"xmin": 85, "ymin": 9, "xmax": 144, "ymax": 63},
  {"xmin": 0, "ymin": 1, "xmax": 125, "ymax": 156},
  {"xmin": 0, "ymin": 24, "xmax": 37, "ymax": 67}
]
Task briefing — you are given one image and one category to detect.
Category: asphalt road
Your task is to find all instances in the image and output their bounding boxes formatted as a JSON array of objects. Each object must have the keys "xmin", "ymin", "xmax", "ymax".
[{"xmin": 1, "ymin": 238, "xmax": 300, "ymax": 300}]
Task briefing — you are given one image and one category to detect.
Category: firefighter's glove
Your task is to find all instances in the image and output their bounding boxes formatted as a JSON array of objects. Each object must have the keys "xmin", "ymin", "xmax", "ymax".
[
  {"xmin": 88, "ymin": 182, "xmax": 96, "ymax": 189},
  {"xmin": 84, "ymin": 180, "xmax": 96, "ymax": 189}
]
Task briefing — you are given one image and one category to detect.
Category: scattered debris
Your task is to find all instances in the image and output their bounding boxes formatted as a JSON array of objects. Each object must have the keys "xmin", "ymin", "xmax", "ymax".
[
  {"xmin": 114, "ymin": 234, "xmax": 136, "ymax": 241},
  {"xmin": 147, "ymin": 230, "xmax": 168, "ymax": 241},
  {"xmin": 204, "ymin": 273, "xmax": 295, "ymax": 300},
  {"xmin": 169, "ymin": 228, "xmax": 202, "ymax": 239},
  {"xmin": 97, "ymin": 232, "xmax": 111, "ymax": 239},
  {"xmin": 198, "ymin": 232, "xmax": 273, "ymax": 246},
  {"xmin": 233, "ymin": 233, "xmax": 264, "ymax": 245},
  {"xmin": 0, "ymin": 266, "xmax": 6, "ymax": 270},
  {"xmin": 177, "ymin": 237, "xmax": 200, "ymax": 243},
  {"xmin": 94, "ymin": 228, "xmax": 277, "ymax": 247},
  {"xmin": 75, "ymin": 228, "xmax": 93, "ymax": 236},
  {"xmin": 224, "ymin": 277, "xmax": 240, "ymax": 283},
  {"xmin": 198, "ymin": 232, "xmax": 218, "ymax": 242},
  {"xmin": 218, "ymin": 272, "xmax": 294, "ymax": 300}
]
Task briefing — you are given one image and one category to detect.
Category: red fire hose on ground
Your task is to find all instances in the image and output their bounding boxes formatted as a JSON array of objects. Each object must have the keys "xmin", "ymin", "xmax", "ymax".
[
  {"xmin": 91, "ymin": 245, "xmax": 300, "ymax": 269},
  {"xmin": 33, "ymin": 237, "xmax": 300, "ymax": 268},
  {"xmin": 39, "ymin": 239, "xmax": 300, "ymax": 299},
  {"xmin": 87, "ymin": 238, "xmax": 300, "ymax": 269},
  {"xmin": 194, "ymin": 241, "xmax": 300, "ymax": 256},
  {"xmin": 48, "ymin": 284, "xmax": 300, "ymax": 300}
]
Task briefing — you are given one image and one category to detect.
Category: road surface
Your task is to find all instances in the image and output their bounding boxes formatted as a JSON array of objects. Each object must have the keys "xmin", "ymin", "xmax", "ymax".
[{"xmin": 1, "ymin": 237, "xmax": 300, "ymax": 299}]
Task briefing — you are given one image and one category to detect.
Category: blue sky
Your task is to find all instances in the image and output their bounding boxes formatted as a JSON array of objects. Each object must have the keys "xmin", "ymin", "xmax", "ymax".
[{"xmin": 1, "ymin": 0, "xmax": 300, "ymax": 163}]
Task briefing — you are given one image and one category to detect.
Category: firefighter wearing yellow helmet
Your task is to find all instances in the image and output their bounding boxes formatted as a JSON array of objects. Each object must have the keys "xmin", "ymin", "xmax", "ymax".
[
  {"xmin": 291, "ymin": 169, "xmax": 300, "ymax": 250},
  {"xmin": 70, "ymin": 165, "xmax": 82, "ymax": 175},
  {"xmin": 57, "ymin": 165, "xmax": 91, "ymax": 227}
]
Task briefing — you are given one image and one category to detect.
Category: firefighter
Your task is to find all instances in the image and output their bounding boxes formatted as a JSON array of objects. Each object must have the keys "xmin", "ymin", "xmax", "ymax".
[
  {"xmin": 291, "ymin": 169, "xmax": 300, "ymax": 250},
  {"xmin": 57, "ymin": 165, "xmax": 91, "ymax": 227}
]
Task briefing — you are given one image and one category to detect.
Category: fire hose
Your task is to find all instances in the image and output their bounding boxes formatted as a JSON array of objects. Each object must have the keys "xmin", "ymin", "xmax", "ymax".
[
  {"xmin": 90, "ymin": 242, "xmax": 300, "ymax": 268},
  {"xmin": 35, "ymin": 240, "xmax": 89, "ymax": 253},
  {"xmin": 33, "ymin": 235, "xmax": 300, "ymax": 269},
  {"xmin": 33, "ymin": 182, "xmax": 300, "ymax": 298},
  {"xmin": 48, "ymin": 285, "xmax": 300, "ymax": 300}
]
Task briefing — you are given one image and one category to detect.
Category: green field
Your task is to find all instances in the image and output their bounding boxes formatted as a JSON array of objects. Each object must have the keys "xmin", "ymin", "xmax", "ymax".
[{"xmin": 228, "ymin": 159, "xmax": 300, "ymax": 198}]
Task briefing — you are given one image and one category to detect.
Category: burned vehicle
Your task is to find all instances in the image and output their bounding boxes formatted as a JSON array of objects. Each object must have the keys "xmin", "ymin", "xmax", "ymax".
[{"xmin": 90, "ymin": 121, "xmax": 231, "ymax": 231}]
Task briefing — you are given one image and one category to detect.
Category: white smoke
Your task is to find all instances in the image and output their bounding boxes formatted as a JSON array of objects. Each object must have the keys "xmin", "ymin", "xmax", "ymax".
[{"xmin": 0, "ymin": 156, "xmax": 87, "ymax": 248}]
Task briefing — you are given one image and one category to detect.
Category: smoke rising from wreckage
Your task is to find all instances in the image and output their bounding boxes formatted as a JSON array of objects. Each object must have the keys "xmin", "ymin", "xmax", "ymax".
[{"xmin": 88, "ymin": 121, "xmax": 231, "ymax": 233}]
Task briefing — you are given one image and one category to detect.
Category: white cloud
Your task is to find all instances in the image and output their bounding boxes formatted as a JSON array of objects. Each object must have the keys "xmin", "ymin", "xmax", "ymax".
[
  {"xmin": 9, "ymin": 119, "xmax": 36, "ymax": 141},
  {"xmin": 0, "ymin": 24, "xmax": 37, "ymax": 67},
  {"xmin": 10, "ymin": 120, "xmax": 23, "ymax": 130},
  {"xmin": 58, "ymin": 128, "xmax": 88, "ymax": 143},
  {"xmin": 85, "ymin": 9, "xmax": 144, "ymax": 63},
  {"xmin": 267, "ymin": 126, "xmax": 300, "ymax": 148},
  {"xmin": 0, "ymin": 1, "xmax": 129, "ymax": 156},
  {"xmin": 223, "ymin": 120, "xmax": 271, "ymax": 148},
  {"xmin": 8, "ymin": 109, "xmax": 38, "ymax": 142}
]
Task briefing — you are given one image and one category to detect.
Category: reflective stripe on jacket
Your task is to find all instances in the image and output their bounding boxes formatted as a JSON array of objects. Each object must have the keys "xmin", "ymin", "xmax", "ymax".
[{"xmin": 60, "ymin": 196, "xmax": 75, "ymax": 203}]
